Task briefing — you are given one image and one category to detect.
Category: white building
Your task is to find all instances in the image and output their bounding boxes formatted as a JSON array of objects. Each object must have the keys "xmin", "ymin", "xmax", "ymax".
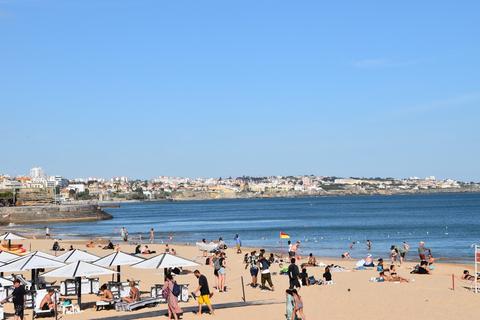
[{"xmin": 30, "ymin": 167, "xmax": 45, "ymax": 179}]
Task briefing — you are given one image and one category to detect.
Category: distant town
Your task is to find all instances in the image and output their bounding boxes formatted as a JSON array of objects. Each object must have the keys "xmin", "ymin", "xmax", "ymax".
[{"xmin": 0, "ymin": 167, "xmax": 479, "ymax": 206}]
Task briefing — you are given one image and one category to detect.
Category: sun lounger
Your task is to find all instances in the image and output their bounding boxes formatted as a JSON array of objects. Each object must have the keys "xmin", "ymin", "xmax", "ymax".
[
  {"xmin": 96, "ymin": 300, "xmax": 116, "ymax": 311},
  {"xmin": 115, "ymin": 297, "xmax": 161, "ymax": 311}
]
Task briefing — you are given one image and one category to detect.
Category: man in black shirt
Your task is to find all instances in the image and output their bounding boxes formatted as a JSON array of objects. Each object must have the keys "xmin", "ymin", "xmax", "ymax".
[
  {"xmin": 288, "ymin": 258, "xmax": 301, "ymax": 290},
  {"xmin": 193, "ymin": 270, "xmax": 214, "ymax": 315},
  {"xmin": 1, "ymin": 279, "xmax": 26, "ymax": 320}
]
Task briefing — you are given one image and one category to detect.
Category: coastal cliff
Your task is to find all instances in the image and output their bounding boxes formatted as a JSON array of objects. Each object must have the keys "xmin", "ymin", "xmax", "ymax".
[{"xmin": 0, "ymin": 204, "xmax": 112, "ymax": 225}]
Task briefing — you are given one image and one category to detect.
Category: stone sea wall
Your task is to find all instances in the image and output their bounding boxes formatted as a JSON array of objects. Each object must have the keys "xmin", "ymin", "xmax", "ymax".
[{"xmin": 0, "ymin": 204, "xmax": 113, "ymax": 225}]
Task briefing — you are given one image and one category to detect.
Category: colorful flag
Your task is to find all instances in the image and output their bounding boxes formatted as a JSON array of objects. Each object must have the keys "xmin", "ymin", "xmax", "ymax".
[{"xmin": 280, "ymin": 232, "xmax": 290, "ymax": 239}]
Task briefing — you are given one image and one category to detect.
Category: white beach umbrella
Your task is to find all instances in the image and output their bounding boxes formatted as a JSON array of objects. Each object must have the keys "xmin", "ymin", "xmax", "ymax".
[
  {"xmin": 42, "ymin": 261, "xmax": 116, "ymax": 310},
  {"xmin": 94, "ymin": 251, "xmax": 144, "ymax": 282},
  {"xmin": 54, "ymin": 249, "xmax": 99, "ymax": 263},
  {"xmin": 131, "ymin": 253, "xmax": 199, "ymax": 271},
  {"xmin": 0, "ymin": 276, "xmax": 13, "ymax": 287},
  {"xmin": 0, "ymin": 232, "xmax": 27, "ymax": 251},
  {"xmin": 0, "ymin": 250, "xmax": 20, "ymax": 263},
  {"xmin": 0, "ymin": 253, "xmax": 65, "ymax": 272},
  {"xmin": 16, "ymin": 250, "xmax": 59, "ymax": 261},
  {"xmin": 0, "ymin": 232, "xmax": 26, "ymax": 241},
  {"xmin": 0, "ymin": 252, "xmax": 66, "ymax": 288}
]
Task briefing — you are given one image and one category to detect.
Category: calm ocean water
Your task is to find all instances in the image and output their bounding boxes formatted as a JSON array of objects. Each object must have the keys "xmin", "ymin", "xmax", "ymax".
[{"xmin": 13, "ymin": 193, "xmax": 480, "ymax": 263}]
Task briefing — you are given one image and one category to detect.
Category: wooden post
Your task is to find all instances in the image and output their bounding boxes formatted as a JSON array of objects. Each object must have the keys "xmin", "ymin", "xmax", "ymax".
[
  {"xmin": 241, "ymin": 276, "xmax": 246, "ymax": 302},
  {"xmin": 452, "ymin": 274, "xmax": 455, "ymax": 291}
]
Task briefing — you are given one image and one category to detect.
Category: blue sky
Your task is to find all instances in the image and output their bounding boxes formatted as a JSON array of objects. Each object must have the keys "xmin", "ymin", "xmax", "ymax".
[{"xmin": 1, "ymin": 1, "xmax": 479, "ymax": 180}]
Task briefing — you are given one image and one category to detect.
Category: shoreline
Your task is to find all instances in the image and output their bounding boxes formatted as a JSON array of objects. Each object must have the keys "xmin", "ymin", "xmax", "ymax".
[{"xmin": 7, "ymin": 231, "xmax": 475, "ymax": 267}]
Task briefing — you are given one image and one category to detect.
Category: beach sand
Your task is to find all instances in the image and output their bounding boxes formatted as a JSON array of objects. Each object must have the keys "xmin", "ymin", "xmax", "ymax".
[{"xmin": 2, "ymin": 238, "xmax": 478, "ymax": 320}]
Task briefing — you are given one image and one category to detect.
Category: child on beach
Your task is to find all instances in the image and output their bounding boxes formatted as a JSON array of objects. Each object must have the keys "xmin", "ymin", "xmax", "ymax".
[{"xmin": 291, "ymin": 289, "xmax": 306, "ymax": 320}]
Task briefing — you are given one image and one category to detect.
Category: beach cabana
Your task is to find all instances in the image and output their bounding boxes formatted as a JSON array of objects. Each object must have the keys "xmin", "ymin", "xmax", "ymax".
[
  {"xmin": 131, "ymin": 253, "xmax": 199, "ymax": 276},
  {"xmin": 41, "ymin": 261, "xmax": 116, "ymax": 310},
  {"xmin": 54, "ymin": 249, "xmax": 99, "ymax": 264},
  {"xmin": 94, "ymin": 251, "xmax": 144, "ymax": 282},
  {"xmin": 0, "ymin": 232, "xmax": 26, "ymax": 252},
  {"xmin": 0, "ymin": 252, "xmax": 65, "ymax": 288}
]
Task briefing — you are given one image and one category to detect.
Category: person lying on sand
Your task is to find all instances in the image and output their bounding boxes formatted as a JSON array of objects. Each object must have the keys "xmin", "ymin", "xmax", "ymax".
[
  {"xmin": 410, "ymin": 260, "xmax": 430, "ymax": 274},
  {"xmin": 86, "ymin": 240, "xmax": 95, "ymax": 248}
]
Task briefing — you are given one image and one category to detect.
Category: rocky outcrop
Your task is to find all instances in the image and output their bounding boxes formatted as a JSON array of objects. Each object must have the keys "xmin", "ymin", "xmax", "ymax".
[{"xmin": 0, "ymin": 204, "xmax": 112, "ymax": 225}]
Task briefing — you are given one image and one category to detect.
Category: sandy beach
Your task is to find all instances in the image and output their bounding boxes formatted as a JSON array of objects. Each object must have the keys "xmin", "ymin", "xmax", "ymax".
[{"xmin": 1, "ymin": 237, "xmax": 479, "ymax": 320}]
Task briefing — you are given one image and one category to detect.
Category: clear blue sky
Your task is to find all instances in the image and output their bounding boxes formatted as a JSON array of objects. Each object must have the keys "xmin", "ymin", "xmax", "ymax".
[{"xmin": 1, "ymin": 1, "xmax": 479, "ymax": 180}]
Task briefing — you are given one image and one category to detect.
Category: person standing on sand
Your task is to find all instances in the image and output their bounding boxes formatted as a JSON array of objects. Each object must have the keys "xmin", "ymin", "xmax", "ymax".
[
  {"xmin": 149, "ymin": 228, "xmax": 155, "ymax": 244},
  {"xmin": 164, "ymin": 274, "xmax": 182, "ymax": 320},
  {"xmin": 193, "ymin": 270, "xmax": 214, "ymax": 315},
  {"xmin": 245, "ymin": 251, "xmax": 259, "ymax": 288},
  {"xmin": 234, "ymin": 234, "xmax": 242, "ymax": 254},
  {"xmin": 259, "ymin": 253, "xmax": 274, "ymax": 291},
  {"xmin": 402, "ymin": 241, "xmax": 410, "ymax": 261},
  {"xmin": 288, "ymin": 258, "xmax": 301, "ymax": 290},
  {"xmin": 291, "ymin": 289, "xmax": 306, "ymax": 320},
  {"xmin": 218, "ymin": 252, "xmax": 227, "ymax": 292},
  {"xmin": 418, "ymin": 241, "xmax": 427, "ymax": 261},
  {"xmin": 1, "ymin": 279, "xmax": 26, "ymax": 320},
  {"xmin": 45, "ymin": 226, "xmax": 50, "ymax": 239},
  {"xmin": 121, "ymin": 227, "xmax": 128, "ymax": 242}
]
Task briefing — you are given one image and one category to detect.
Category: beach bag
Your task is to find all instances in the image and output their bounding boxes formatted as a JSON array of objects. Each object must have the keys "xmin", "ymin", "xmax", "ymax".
[
  {"xmin": 172, "ymin": 283, "xmax": 181, "ymax": 297},
  {"xmin": 308, "ymin": 276, "xmax": 316, "ymax": 285}
]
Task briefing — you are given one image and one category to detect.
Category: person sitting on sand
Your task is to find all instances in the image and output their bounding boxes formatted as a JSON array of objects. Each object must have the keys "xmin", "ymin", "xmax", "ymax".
[
  {"xmin": 341, "ymin": 252, "xmax": 352, "ymax": 259},
  {"xmin": 69, "ymin": 245, "xmax": 74, "ymax": 251},
  {"xmin": 40, "ymin": 289, "xmax": 55, "ymax": 311},
  {"xmin": 171, "ymin": 248, "xmax": 177, "ymax": 255},
  {"xmin": 141, "ymin": 245, "xmax": 156, "ymax": 254},
  {"xmin": 307, "ymin": 253, "xmax": 317, "ymax": 266},
  {"xmin": 299, "ymin": 267, "xmax": 309, "ymax": 286},
  {"xmin": 323, "ymin": 266, "xmax": 332, "ymax": 284},
  {"xmin": 363, "ymin": 254, "xmax": 374, "ymax": 267},
  {"xmin": 99, "ymin": 284, "xmax": 114, "ymax": 302},
  {"xmin": 122, "ymin": 281, "xmax": 140, "ymax": 303},
  {"xmin": 115, "ymin": 244, "xmax": 121, "ymax": 252},
  {"xmin": 86, "ymin": 240, "xmax": 95, "ymax": 248},
  {"xmin": 52, "ymin": 241, "xmax": 64, "ymax": 252},
  {"xmin": 377, "ymin": 258, "xmax": 384, "ymax": 272},
  {"xmin": 103, "ymin": 241, "xmax": 114, "ymax": 250},
  {"xmin": 411, "ymin": 260, "xmax": 430, "ymax": 274}
]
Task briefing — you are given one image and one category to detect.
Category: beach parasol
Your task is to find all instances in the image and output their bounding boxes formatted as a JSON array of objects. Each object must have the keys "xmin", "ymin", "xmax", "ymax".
[
  {"xmin": 131, "ymin": 253, "xmax": 199, "ymax": 276},
  {"xmin": 94, "ymin": 251, "xmax": 144, "ymax": 282},
  {"xmin": 0, "ymin": 250, "xmax": 20, "ymax": 263},
  {"xmin": 54, "ymin": 249, "xmax": 99, "ymax": 263},
  {"xmin": 41, "ymin": 261, "xmax": 116, "ymax": 310},
  {"xmin": 0, "ymin": 251, "xmax": 65, "ymax": 288},
  {"xmin": 0, "ymin": 232, "xmax": 26, "ymax": 250}
]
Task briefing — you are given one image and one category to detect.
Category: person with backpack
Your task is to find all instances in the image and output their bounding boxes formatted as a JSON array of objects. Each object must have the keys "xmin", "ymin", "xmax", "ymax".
[{"xmin": 163, "ymin": 274, "xmax": 182, "ymax": 320}]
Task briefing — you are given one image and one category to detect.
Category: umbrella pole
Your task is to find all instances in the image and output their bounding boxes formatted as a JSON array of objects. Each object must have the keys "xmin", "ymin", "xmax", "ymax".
[
  {"xmin": 117, "ymin": 265, "xmax": 121, "ymax": 283},
  {"xmin": 54, "ymin": 290, "xmax": 58, "ymax": 320},
  {"xmin": 8, "ymin": 240, "xmax": 11, "ymax": 250},
  {"xmin": 76, "ymin": 276, "xmax": 82, "ymax": 311},
  {"xmin": 31, "ymin": 269, "xmax": 36, "ymax": 290}
]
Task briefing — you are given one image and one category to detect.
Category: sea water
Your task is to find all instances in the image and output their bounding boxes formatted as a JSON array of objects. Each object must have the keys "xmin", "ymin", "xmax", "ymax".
[{"xmin": 12, "ymin": 193, "xmax": 480, "ymax": 263}]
